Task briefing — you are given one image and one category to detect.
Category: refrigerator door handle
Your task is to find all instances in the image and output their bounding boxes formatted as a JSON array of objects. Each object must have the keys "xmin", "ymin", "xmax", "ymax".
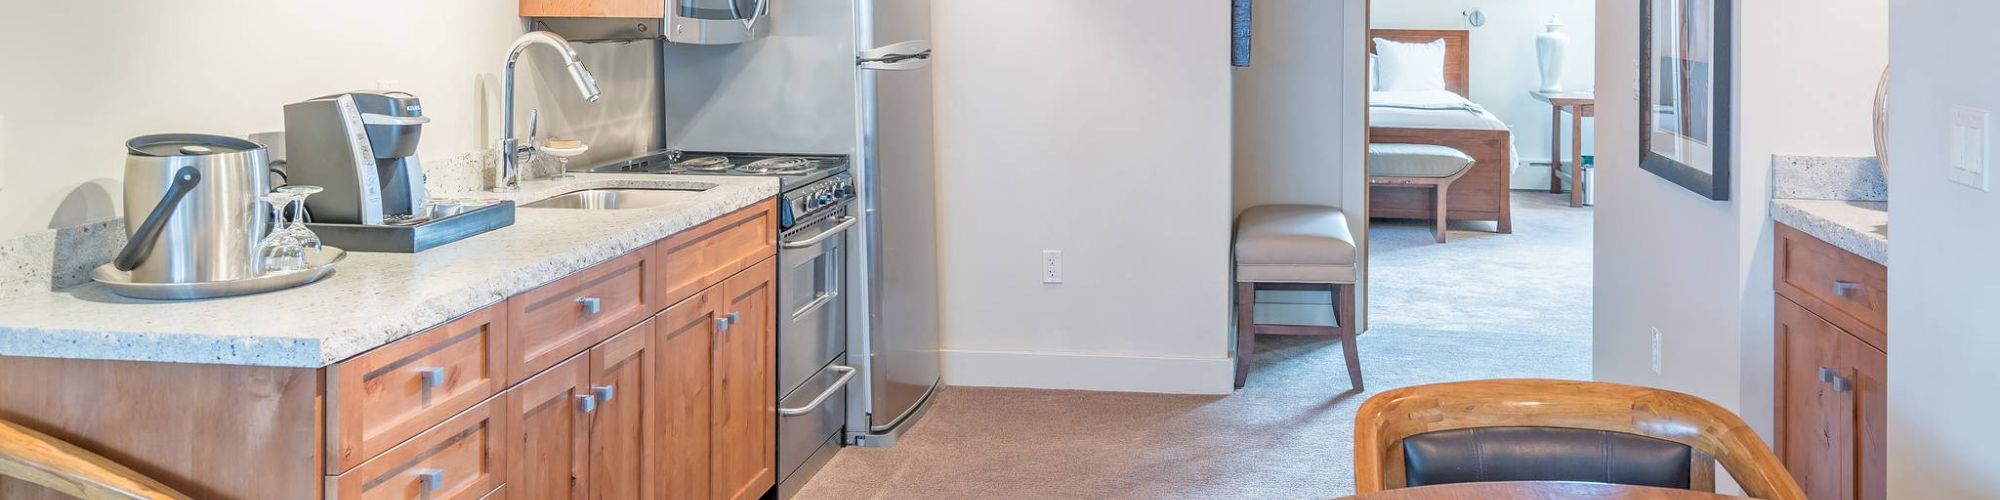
[{"xmin": 859, "ymin": 40, "xmax": 933, "ymax": 70}]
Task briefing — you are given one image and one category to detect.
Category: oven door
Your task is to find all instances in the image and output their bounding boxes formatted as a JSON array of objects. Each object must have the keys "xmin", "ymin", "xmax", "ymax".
[
  {"xmin": 668, "ymin": 0, "xmax": 770, "ymax": 44},
  {"xmin": 777, "ymin": 207, "xmax": 854, "ymax": 395}
]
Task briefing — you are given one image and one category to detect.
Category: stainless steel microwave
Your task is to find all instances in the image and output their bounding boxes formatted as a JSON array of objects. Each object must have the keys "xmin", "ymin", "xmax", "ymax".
[{"xmin": 669, "ymin": 0, "xmax": 771, "ymax": 44}]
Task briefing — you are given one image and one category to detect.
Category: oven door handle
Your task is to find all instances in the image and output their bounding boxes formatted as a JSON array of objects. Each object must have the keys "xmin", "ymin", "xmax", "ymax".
[
  {"xmin": 779, "ymin": 365, "xmax": 857, "ymax": 416},
  {"xmin": 781, "ymin": 216, "xmax": 858, "ymax": 249}
]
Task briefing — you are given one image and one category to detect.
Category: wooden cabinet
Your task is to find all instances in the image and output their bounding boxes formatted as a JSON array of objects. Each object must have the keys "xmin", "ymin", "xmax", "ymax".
[
  {"xmin": 655, "ymin": 288, "xmax": 720, "ymax": 499},
  {"xmin": 713, "ymin": 258, "xmax": 778, "ymax": 500},
  {"xmin": 327, "ymin": 305, "xmax": 508, "ymax": 474},
  {"xmin": 655, "ymin": 200, "xmax": 779, "ymax": 309},
  {"xmin": 652, "ymin": 257, "xmax": 779, "ymax": 500},
  {"xmin": 327, "ymin": 394, "xmax": 508, "ymax": 500},
  {"xmin": 0, "ymin": 198, "xmax": 779, "ymax": 500},
  {"xmin": 520, "ymin": 0, "xmax": 663, "ymax": 18},
  {"xmin": 508, "ymin": 353, "xmax": 593, "ymax": 499},
  {"xmin": 588, "ymin": 320, "xmax": 656, "ymax": 500},
  {"xmin": 1774, "ymin": 223, "xmax": 1887, "ymax": 500}
]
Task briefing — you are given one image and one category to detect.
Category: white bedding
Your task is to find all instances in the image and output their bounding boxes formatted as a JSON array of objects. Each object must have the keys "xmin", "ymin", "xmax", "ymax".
[{"xmin": 1369, "ymin": 90, "xmax": 1521, "ymax": 173}]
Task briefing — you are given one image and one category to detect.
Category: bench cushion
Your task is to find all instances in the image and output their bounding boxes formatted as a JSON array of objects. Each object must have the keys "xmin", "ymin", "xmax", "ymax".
[
  {"xmin": 1368, "ymin": 143, "xmax": 1475, "ymax": 178},
  {"xmin": 1234, "ymin": 205, "xmax": 1356, "ymax": 284}
]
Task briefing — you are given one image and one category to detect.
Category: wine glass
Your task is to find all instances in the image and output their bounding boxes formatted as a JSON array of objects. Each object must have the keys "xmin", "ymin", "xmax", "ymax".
[
  {"xmin": 274, "ymin": 185, "xmax": 324, "ymax": 250},
  {"xmin": 539, "ymin": 139, "xmax": 590, "ymax": 182},
  {"xmin": 256, "ymin": 192, "xmax": 309, "ymax": 273}
]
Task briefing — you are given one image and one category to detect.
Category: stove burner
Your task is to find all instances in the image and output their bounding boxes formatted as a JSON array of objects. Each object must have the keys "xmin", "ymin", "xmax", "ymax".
[
  {"xmin": 738, "ymin": 157, "xmax": 817, "ymax": 175},
  {"xmin": 674, "ymin": 156, "xmax": 734, "ymax": 172}
]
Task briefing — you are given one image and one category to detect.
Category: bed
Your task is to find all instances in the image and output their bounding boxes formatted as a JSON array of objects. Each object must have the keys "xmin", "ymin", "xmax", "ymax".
[{"xmin": 1369, "ymin": 29, "xmax": 1516, "ymax": 234}]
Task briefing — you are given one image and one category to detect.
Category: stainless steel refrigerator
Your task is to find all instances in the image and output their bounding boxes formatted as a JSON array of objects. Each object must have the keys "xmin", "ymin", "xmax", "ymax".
[
  {"xmin": 659, "ymin": 0, "xmax": 940, "ymax": 455},
  {"xmin": 849, "ymin": 0, "xmax": 938, "ymax": 449}
]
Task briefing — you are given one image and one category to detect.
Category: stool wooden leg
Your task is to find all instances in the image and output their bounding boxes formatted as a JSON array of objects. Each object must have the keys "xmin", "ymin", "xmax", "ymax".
[
  {"xmin": 1432, "ymin": 182, "xmax": 1452, "ymax": 244},
  {"xmin": 1336, "ymin": 283, "xmax": 1363, "ymax": 391},
  {"xmin": 1235, "ymin": 282, "xmax": 1257, "ymax": 389}
]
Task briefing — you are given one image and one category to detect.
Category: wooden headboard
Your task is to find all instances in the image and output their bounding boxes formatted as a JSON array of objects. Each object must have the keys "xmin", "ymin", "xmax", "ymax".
[{"xmin": 1369, "ymin": 29, "xmax": 1471, "ymax": 97}]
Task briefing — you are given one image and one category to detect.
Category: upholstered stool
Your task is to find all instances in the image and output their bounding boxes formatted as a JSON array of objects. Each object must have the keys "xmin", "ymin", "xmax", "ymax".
[
  {"xmin": 1233, "ymin": 204, "xmax": 1361, "ymax": 390},
  {"xmin": 1367, "ymin": 143, "xmax": 1477, "ymax": 243}
]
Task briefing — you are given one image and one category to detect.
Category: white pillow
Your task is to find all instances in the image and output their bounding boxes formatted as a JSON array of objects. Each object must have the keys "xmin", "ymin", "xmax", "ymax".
[
  {"xmin": 1373, "ymin": 38, "xmax": 1447, "ymax": 92},
  {"xmin": 1369, "ymin": 54, "xmax": 1379, "ymax": 90}
]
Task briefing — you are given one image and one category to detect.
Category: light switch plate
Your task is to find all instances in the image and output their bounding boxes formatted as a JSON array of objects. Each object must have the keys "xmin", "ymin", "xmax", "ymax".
[{"xmin": 1950, "ymin": 105, "xmax": 1990, "ymax": 191}]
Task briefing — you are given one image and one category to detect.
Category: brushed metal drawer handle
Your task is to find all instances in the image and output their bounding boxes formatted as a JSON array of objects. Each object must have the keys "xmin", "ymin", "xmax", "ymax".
[
  {"xmin": 592, "ymin": 384, "xmax": 616, "ymax": 403},
  {"xmin": 415, "ymin": 469, "xmax": 445, "ymax": 495},
  {"xmin": 779, "ymin": 365, "xmax": 857, "ymax": 416},
  {"xmin": 577, "ymin": 296, "xmax": 603, "ymax": 315},
  {"xmin": 417, "ymin": 367, "xmax": 448, "ymax": 389},
  {"xmin": 1818, "ymin": 367, "xmax": 1853, "ymax": 392},
  {"xmin": 714, "ymin": 317, "xmax": 732, "ymax": 333},
  {"xmin": 1831, "ymin": 281, "xmax": 1864, "ymax": 297},
  {"xmin": 577, "ymin": 394, "xmax": 598, "ymax": 413}
]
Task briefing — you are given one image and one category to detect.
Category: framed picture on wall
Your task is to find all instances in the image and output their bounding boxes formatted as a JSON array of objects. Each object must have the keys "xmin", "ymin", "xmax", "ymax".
[{"xmin": 1640, "ymin": 0, "xmax": 1732, "ymax": 201}]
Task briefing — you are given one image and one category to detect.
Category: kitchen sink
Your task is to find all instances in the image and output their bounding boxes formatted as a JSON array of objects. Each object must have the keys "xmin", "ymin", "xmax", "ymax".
[{"xmin": 522, "ymin": 187, "xmax": 711, "ymax": 210}]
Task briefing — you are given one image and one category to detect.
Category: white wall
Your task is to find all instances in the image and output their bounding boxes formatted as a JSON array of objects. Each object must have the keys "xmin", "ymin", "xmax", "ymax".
[
  {"xmin": 1594, "ymin": 0, "xmax": 1885, "ymax": 449},
  {"xmin": 1372, "ymin": 0, "xmax": 1595, "ymax": 188},
  {"xmin": 1232, "ymin": 0, "xmax": 1370, "ymax": 330},
  {"xmin": 1886, "ymin": 0, "xmax": 2000, "ymax": 495},
  {"xmin": 933, "ymin": 0, "xmax": 1236, "ymax": 394},
  {"xmin": 0, "ymin": 0, "xmax": 652, "ymax": 240}
]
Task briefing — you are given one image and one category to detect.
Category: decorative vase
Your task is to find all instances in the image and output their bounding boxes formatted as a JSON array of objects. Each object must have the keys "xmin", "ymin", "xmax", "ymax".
[{"xmin": 1536, "ymin": 17, "xmax": 1569, "ymax": 93}]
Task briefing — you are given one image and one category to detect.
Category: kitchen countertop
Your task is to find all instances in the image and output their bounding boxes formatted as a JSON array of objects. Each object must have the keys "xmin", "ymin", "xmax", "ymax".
[
  {"xmin": 1773, "ymin": 199, "xmax": 1888, "ymax": 265},
  {"xmin": 0, "ymin": 173, "xmax": 780, "ymax": 367}
]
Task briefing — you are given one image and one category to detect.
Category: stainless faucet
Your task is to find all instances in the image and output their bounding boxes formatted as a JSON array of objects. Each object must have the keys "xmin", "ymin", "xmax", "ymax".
[{"xmin": 497, "ymin": 31, "xmax": 602, "ymax": 192}]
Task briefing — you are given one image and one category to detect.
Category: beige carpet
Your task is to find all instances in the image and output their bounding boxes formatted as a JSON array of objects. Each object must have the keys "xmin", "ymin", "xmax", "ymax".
[{"xmin": 793, "ymin": 193, "xmax": 1593, "ymax": 499}]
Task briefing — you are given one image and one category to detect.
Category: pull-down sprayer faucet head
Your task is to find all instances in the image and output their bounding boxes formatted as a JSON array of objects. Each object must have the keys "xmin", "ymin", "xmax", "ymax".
[{"xmin": 498, "ymin": 31, "xmax": 601, "ymax": 192}]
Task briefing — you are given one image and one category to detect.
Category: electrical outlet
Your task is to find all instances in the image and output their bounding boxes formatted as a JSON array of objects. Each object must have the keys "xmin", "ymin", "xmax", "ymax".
[
  {"xmin": 1650, "ymin": 328, "xmax": 1664, "ymax": 375},
  {"xmin": 1951, "ymin": 105, "xmax": 1991, "ymax": 191},
  {"xmin": 1042, "ymin": 250, "xmax": 1063, "ymax": 284}
]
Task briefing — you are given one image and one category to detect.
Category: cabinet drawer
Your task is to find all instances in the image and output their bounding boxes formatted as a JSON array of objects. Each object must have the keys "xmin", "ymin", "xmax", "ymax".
[
  {"xmin": 328, "ymin": 305, "xmax": 508, "ymax": 474},
  {"xmin": 1776, "ymin": 224, "xmax": 1887, "ymax": 347},
  {"xmin": 327, "ymin": 394, "xmax": 509, "ymax": 500},
  {"xmin": 509, "ymin": 250, "xmax": 653, "ymax": 384},
  {"xmin": 654, "ymin": 199, "xmax": 777, "ymax": 309}
]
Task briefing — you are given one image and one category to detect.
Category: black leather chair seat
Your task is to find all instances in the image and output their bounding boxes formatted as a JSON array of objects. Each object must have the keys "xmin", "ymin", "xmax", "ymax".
[{"xmin": 1402, "ymin": 426, "xmax": 1693, "ymax": 489}]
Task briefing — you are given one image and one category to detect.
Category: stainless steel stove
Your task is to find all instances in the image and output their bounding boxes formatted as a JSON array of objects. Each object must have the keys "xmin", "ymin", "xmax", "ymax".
[
  {"xmin": 591, "ymin": 150, "xmax": 853, "ymax": 231},
  {"xmin": 594, "ymin": 150, "xmax": 849, "ymax": 191}
]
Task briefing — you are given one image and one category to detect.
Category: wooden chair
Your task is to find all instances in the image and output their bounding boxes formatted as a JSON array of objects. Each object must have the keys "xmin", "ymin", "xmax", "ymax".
[
  {"xmin": 0, "ymin": 418, "xmax": 189, "ymax": 499},
  {"xmin": 1353, "ymin": 379, "xmax": 1805, "ymax": 500}
]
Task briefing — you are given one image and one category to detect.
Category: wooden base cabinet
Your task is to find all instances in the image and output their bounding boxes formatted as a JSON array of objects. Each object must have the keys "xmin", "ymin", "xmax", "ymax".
[
  {"xmin": 1774, "ymin": 224, "xmax": 1887, "ymax": 500},
  {"xmin": 0, "ymin": 200, "xmax": 778, "ymax": 500},
  {"xmin": 656, "ymin": 258, "xmax": 778, "ymax": 500}
]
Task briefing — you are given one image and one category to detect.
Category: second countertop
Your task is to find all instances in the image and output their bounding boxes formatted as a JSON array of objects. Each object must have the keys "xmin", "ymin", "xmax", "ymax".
[
  {"xmin": 0, "ymin": 173, "xmax": 781, "ymax": 367},
  {"xmin": 1772, "ymin": 199, "xmax": 1888, "ymax": 265}
]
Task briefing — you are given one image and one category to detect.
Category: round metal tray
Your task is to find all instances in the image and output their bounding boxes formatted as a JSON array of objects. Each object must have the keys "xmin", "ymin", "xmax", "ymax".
[{"xmin": 92, "ymin": 247, "xmax": 346, "ymax": 300}]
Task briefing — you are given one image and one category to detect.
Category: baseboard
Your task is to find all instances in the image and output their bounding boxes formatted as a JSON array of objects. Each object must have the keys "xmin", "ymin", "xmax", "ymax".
[{"xmin": 941, "ymin": 348, "xmax": 1236, "ymax": 395}]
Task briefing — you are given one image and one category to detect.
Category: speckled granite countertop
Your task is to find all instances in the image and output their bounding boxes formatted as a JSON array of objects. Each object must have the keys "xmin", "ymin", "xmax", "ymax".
[
  {"xmin": 1770, "ymin": 155, "xmax": 1887, "ymax": 265},
  {"xmin": 1773, "ymin": 200, "xmax": 1888, "ymax": 265},
  {"xmin": 0, "ymin": 173, "xmax": 779, "ymax": 367}
]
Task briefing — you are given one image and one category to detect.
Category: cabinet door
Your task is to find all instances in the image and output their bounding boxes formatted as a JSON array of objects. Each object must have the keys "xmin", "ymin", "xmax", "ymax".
[
  {"xmin": 509, "ymin": 354, "xmax": 592, "ymax": 500},
  {"xmin": 713, "ymin": 258, "xmax": 777, "ymax": 500},
  {"xmin": 1775, "ymin": 296, "xmax": 1846, "ymax": 500},
  {"xmin": 1843, "ymin": 334, "xmax": 1887, "ymax": 500},
  {"xmin": 589, "ymin": 319, "xmax": 655, "ymax": 500},
  {"xmin": 656, "ymin": 290, "xmax": 721, "ymax": 499}
]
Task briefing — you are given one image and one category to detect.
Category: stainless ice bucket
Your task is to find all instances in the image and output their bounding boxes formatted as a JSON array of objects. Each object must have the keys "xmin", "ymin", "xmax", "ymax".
[{"xmin": 114, "ymin": 134, "xmax": 272, "ymax": 284}]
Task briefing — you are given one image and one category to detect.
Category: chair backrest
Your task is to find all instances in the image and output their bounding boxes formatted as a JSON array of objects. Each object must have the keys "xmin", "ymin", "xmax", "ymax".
[
  {"xmin": 1352, "ymin": 379, "xmax": 1805, "ymax": 500},
  {"xmin": 0, "ymin": 418, "xmax": 190, "ymax": 500}
]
